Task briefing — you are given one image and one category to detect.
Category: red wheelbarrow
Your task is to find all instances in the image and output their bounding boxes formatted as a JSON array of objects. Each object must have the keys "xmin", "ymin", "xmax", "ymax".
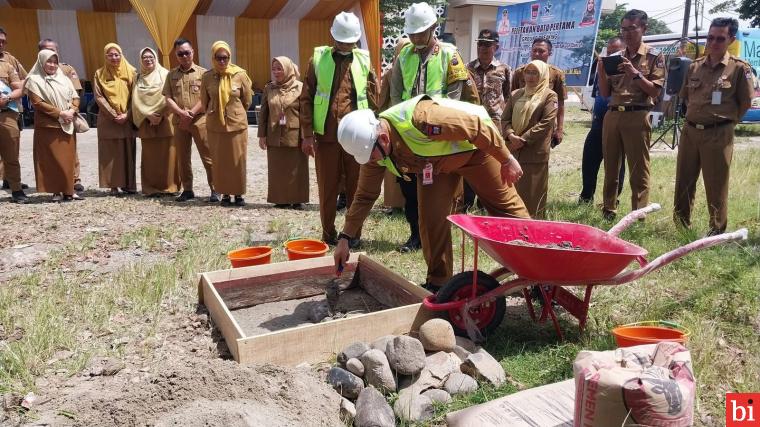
[{"xmin": 422, "ymin": 204, "xmax": 748, "ymax": 341}]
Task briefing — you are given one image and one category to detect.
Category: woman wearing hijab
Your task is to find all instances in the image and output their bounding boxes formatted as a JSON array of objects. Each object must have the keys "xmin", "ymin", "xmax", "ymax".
[
  {"xmin": 24, "ymin": 49, "xmax": 80, "ymax": 202},
  {"xmin": 501, "ymin": 60, "xmax": 557, "ymax": 218},
  {"xmin": 257, "ymin": 56, "xmax": 308, "ymax": 209},
  {"xmin": 94, "ymin": 43, "xmax": 137, "ymax": 195},
  {"xmin": 200, "ymin": 41, "xmax": 252, "ymax": 207},
  {"xmin": 132, "ymin": 47, "xmax": 179, "ymax": 197}
]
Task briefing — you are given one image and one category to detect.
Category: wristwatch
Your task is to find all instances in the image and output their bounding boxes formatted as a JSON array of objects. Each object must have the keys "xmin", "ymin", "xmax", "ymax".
[
  {"xmin": 338, "ymin": 232, "xmax": 352, "ymax": 242},
  {"xmin": 633, "ymin": 71, "xmax": 643, "ymax": 80}
]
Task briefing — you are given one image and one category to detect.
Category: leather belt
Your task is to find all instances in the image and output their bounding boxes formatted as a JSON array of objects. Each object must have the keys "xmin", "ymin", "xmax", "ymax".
[
  {"xmin": 608, "ymin": 105, "xmax": 651, "ymax": 112},
  {"xmin": 686, "ymin": 120, "xmax": 733, "ymax": 130}
]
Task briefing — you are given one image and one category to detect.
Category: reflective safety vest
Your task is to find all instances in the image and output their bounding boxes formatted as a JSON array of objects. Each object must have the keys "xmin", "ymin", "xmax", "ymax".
[
  {"xmin": 312, "ymin": 46, "xmax": 370, "ymax": 135},
  {"xmin": 378, "ymin": 95, "xmax": 494, "ymax": 177},
  {"xmin": 397, "ymin": 42, "xmax": 456, "ymax": 101}
]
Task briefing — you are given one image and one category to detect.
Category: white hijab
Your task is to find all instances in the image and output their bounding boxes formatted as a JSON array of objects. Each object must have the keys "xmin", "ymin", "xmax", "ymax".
[
  {"xmin": 25, "ymin": 49, "xmax": 78, "ymax": 134},
  {"xmin": 132, "ymin": 47, "xmax": 169, "ymax": 127}
]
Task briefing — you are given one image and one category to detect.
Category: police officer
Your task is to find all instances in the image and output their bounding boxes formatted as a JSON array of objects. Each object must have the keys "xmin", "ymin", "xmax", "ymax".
[
  {"xmin": 597, "ymin": 9, "xmax": 665, "ymax": 220},
  {"xmin": 0, "ymin": 27, "xmax": 28, "ymax": 193},
  {"xmin": 163, "ymin": 38, "xmax": 217, "ymax": 203},
  {"xmin": 333, "ymin": 97, "xmax": 529, "ymax": 291},
  {"xmin": 512, "ymin": 38, "xmax": 566, "ymax": 146},
  {"xmin": 299, "ymin": 12, "xmax": 378, "ymax": 247},
  {"xmin": 467, "ymin": 29, "xmax": 510, "ymax": 130},
  {"xmin": 674, "ymin": 17, "xmax": 753, "ymax": 235},
  {"xmin": 38, "ymin": 38, "xmax": 86, "ymax": 194},
  {"xmin": 389, "ymin": 2, "xmax": 478, "ymax": 253}
]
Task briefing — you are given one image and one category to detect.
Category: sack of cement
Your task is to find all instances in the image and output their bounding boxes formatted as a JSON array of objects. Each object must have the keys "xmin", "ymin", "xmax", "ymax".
[{"xmin": 573, "ymin": 342, "xmax": 695, "ymax": 427}]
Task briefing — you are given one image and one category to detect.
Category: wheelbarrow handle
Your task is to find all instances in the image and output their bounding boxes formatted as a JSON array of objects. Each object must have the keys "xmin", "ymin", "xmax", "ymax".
[
  {"xmin": 606, "ymin": 228, "xmax": 748, "ymax": 285},
  {"xmin": 608, "ymin": 203, "xmax": 662, "ymax": 237}
]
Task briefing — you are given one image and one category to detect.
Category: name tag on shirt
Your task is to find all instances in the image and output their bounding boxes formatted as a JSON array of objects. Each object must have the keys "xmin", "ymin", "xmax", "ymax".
[
  {"xmin": 422, "ymin": 162, "xmax": 434, "ymax": 185},
  {"xmin": 711, "ymin": 91, "xmax": 722, "ymax": 105},
  {"xmin": 279, "ymin": 112, "xmax": 286, "ymax": 125}
]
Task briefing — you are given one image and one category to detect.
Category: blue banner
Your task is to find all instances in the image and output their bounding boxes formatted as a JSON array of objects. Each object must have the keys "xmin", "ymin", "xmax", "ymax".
[
  {"xmin": 496, "ymin": 0, "xmax": 602, "ymax": 87},
  {"xmin": 737, "ymin": 28, "xmax": 760, "ymax": 122}
]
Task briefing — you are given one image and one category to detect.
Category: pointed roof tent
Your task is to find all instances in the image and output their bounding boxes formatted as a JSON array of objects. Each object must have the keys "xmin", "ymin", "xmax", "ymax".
[{"xmin": 0, "ymin": 0, "xmax": 380, "ymax": 91}]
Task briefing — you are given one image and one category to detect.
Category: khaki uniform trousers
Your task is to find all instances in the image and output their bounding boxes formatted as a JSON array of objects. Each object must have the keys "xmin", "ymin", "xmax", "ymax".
[
  {"xmin": 514, "ymin": 161, "xmax": 548, "ymax": 219},
  {"xmin": 174, "ymin": 122, "xmax": 214, "ymax": 191},
  {"xmin": 602, "ymin": 110, "xmax": 651, "ymax": 214},
  {"xmin": 74, "ymin": 135, "xmax": 81, "ymax": 182},
  {"xmin": 420, "ymin": 150, "xmax": 529, "ymax": 286},
  {"xmin": 0, "ymin": 111, "xmax": 22, "ymax": 191},
  {"xmin": 315, "ymin": 139, "xmax": 361, "ymax": 242},
  {"xmin": 673, "ymin": 124, "xmax": 734, "ymax": 233}
]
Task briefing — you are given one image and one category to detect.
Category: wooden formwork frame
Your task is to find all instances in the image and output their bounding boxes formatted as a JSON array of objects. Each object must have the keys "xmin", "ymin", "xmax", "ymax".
[{"xmin": 198, "ymin": 253, "xmax": 434, "ymax": 365}]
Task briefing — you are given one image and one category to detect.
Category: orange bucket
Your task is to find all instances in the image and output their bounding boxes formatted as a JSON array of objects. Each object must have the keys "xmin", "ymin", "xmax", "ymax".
[
  {"xmin": 227, "ymin": 246, "xmax": 273, "ymax": 268},
  {"xmin": 612, "ymin": 321, "xmax": 691, "ymax": 347},
  {"xmin": 284, "ymin": 238, "xmax": 329, "ymax": 260}
]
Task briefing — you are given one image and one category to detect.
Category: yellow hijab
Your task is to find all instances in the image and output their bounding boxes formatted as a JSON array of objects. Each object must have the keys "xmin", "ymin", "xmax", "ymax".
[
  {"xmin": 25, "ymin": 49, "xmax": 78, "ymax": 134},
  {"xmin": 94, "ymin": 43, "xmax": 136, "ymax": 114},
  {"xmin": 267, "ymin": 56, "xmax": 301, "ymax": 122},
  {"xmin": 132, "ymin": 47, "xmax": 169, "ymax": 127},
  {"xmin": 511, "ymin": 60, "xmax": 550, "ymax": 135},
  {"xmin": 211, "ymin": 41, "xmax": 248, "ymax": 125}
]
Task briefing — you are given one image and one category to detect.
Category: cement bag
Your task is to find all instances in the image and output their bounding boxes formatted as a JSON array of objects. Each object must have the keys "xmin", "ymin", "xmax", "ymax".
[{"xmin": 573, "ymin": 342, "xmax": 695, "ymax": 426}]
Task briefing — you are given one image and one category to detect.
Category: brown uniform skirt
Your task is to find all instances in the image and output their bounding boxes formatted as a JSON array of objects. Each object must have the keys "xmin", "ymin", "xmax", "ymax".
[
  {"xmin": 141, "ymin": 137, "xmax": 180, "ymax": 195},
  {"xmin": 266, "ymin": 146, "xmax": 308, "ymax": 204},
  {"xmin": 514, "ymin": 161, "xmax": 549, "ymax": 219},
  {"xmin": 98, "ymin": 137, "xmax": 137, "ymax": 190},
  {"xmin": 209, "ymin": 129, "xmax": 247, "ymax": 195},
  {"xmin": 33, "ymin": 127, "xmax": 75, "ymax": 194}
]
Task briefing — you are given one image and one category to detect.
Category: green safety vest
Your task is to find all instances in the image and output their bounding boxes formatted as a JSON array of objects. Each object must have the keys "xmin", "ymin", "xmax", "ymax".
[
  {"xmin": 312, "ymin": 46, "xmax": 370, "ymax": 135},
  {"xmin": 397, "ymin": 42, "xmax": 456, "ymax": 101},
  {"xmin": 378, "ymin": 95, "xmax": 494, "ymax": 177}
]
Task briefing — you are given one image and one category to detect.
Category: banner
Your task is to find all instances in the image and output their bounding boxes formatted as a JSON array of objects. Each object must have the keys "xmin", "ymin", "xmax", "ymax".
[
  {"xmin": 495, "ymin": 0, "xmax": 602, "ymax": 87},
  {"xmin": 737, "ymin": 28, "xmax": 760, "ymax": 122}
]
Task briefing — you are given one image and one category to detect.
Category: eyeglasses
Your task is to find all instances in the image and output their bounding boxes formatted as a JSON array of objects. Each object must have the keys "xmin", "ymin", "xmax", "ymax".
[
  {"xmin": 106, "ymin": 53, "xmax": 121, "ymax": 58},
  {"xmin": 620, "ymin": 25, "xmax": 640, "ymax": 33},
  {"xmin": 141, "ymin": 56, "xmax": 155, "ymax": 60},
  {"xmin": 477, "ymin": 41, "xmax": 495, "ymax": 47},
  {"xmin": 176, "ymin": 50, "xmax": 192, "ymax": 58},
  {"xmin": 215, "ymin": 55, "xmax": 230, "ymax": 62},
  {"xmin": 706, "ymin": 35, "xmax": 728, "ymax": 43}
]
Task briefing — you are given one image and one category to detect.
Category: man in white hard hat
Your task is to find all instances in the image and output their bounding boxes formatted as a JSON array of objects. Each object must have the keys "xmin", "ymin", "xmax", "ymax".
[
  {"xmin": 299, "ymin": 11, "xmax": 378, "ymax": 247},
  {"xmin": 333, "ymin": 96, "xmax": 529, "ymax": 292},
  {"xmin": 389, "ymin": 2, "xmax": 479, "ymax": 254}
]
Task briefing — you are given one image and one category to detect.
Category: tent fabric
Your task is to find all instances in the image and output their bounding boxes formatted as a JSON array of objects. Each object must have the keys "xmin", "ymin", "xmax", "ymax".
[
  {"xmin": 235, "ymin": 17, "xmax": 270, "ymax": 91},
  {"xmin": 206, "ymin": 0, "xmax": 248, "ymax": 17},
  {"xmin": 48, "ymin": 0, "xmax": 92, "ymax": 10},
  {"xmin": 76, "ymin": 11, "xmax": 118, "ymax": 79},
  {"xmin": 116, "ymin": 12, "xmax": 157, "ymax": 69},
  {"xmin": 268, "ymin": 18, "xmax": 300, "ymax": 77},
  {"xmin": 195, "ymin": 15, "xmax": 236, "ymax": 70},
  {"xmin": 36, "ymin": 9, "xmax": 87, "ymax": 76},
  {"xmin": 298, "ymin": 20, "xmax": 332, "ymax": 74},
  {"xmin": 128, "ymin": 0, "xmax": 199, "ymax": 67},
  {"xmin": 0, "ymin": 7, "xmax": 41, "ymax": 69},
  {"xmin": 359, "ymin": 0, "xmax": 380, "ymax": 75}
]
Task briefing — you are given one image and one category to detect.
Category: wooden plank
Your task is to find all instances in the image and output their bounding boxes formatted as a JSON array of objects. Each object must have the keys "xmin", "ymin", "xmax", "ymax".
[
  {"xmin": 357, "ymin": 254, "xmax": 430, "ymax": 307},
  {"xmin": 203, "ymin": 252, "xmax": 363, "ymax": 284},
  {"xmin": 235, "ymin": 304, "xmax": 436, "ymax": 366},
  {"xmin": 200, "ymin": 274, "xmax": 246, "ymax": 361}
]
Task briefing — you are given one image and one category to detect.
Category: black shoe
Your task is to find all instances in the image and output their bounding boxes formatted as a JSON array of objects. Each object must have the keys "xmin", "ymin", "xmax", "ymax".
[
  {"xmin": 11, "ymin": 190, "xmax": 28, "ymax": 204},
  {"xmin": 234, "ymin": 196, "xmax": 246, "ymax": 207},
  {"xmin": 220, "ymin": 195, "xmax": 232, "ymax": 206},
  {"xmin": 348, "ymin": 238, "xmax": 361, "ymax": 249},
  {"xmin": 121, "ymin": 188, "xmax": 137, "ymax": 195},
  {"xmin": 421, "ymin": 282, "xmax": 440, "ymax": 294},
  {"xmin": 602, "ymin": 210, "xmax": 616, "ymax": 221},
  {"xmin": 208, "ymin": 191, "xmax": 220, "ymax": 203},
  {"xmin": 74, "ymin": 182, "xmax": 85, "ymax": 192},
  {"xmin": 398, "ymin": 235, "xmax": 422, "ymax": 253},
  {"xmin": 176, "ymin": 190, "xmax": 195, "ymax": 202},
  {"xmin": 578, "ymin": 196, "xmax": 592, "ymax": 205},
  {"xmin": 1, "ymin": 180, "xmax": 8, "ymax": 189},
  {"xmin": 291, "ymin": 203, "xmax": 305, "ymax": 210},
  {"xmin": 273, "ymin": 204, "xmax": 289, "ymax": 208},
  {"xmin": 21, "ymin": 182, "xmax": 28, "ymax": 190},
  {"xmin": 146, "ymin": 193, "xmax": 161, "ymax": 198},
  {"xmin": 336, "ymin": 193, "xmax": 347, "ymax": 211},
  {"xmin": 62, "ymin": 195, "xmax": 74, "ymax": 202}
]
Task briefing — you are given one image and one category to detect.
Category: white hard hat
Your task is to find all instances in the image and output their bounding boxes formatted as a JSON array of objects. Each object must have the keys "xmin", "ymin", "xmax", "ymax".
[
  {"xmin": 337, "ymin": 110, "xmax": 380, "ymax": 165},
  {"xmin": 404, "ymin": 2, "xmax": 437, "ymax": 35},
  {"xmin": 331, "ymin": 12, "xmax": 362, "ymax": 43}
]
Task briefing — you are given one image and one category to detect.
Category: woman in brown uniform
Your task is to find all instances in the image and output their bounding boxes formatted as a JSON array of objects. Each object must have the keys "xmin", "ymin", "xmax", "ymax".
[
  {"xmin": 94, "ymin": 43, "xmax": 137, "ymax": 195},
  {"xmin": 132, "ymin": 47, "xmax": 179, "ymax": 197},
  {"xmin": 501, "ymin": 60, "xmax": 557, "ymax": 218},
  {"xmin": 257, "ymin": 56, "xmax": 308, "ymax": 209},
  {"xmin": 24, "ymin": 49, "xmax": 80, "ymax": 202},
  {"xmin": 201, "ymin": 41, "xmax": 252, "ymax": 207}
]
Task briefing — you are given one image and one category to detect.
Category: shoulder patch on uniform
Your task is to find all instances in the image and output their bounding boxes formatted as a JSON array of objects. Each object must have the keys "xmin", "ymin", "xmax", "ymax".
[
  {"xmin": 425, "ymin": 124, "xmax": 442, "ymax": 135},
  {"xmin": 451, "ymin": 56, "xmax": 459, "ymax": 66}
]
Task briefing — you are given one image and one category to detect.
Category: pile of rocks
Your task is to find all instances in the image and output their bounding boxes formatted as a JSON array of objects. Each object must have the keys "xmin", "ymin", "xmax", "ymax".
[{"xmin": 326, "ymin": 319, "xmax": 508, "ymax": 425}]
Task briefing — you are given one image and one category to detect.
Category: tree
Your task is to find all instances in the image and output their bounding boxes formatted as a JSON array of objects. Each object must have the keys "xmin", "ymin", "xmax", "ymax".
[
  {"xmin": 380, "ymin": 0, "xmax": 445, "ymax": 64},
  {"xmin": 595, "ymin": 4, "xmax": 673, "ymax": 52},
  {"xmin": 710, "ymin": 0, "xmax": 760, "ymax": 27}
]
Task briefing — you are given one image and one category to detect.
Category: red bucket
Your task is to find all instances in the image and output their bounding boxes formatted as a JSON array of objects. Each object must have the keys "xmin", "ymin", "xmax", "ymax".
[
  {"xmin": 612, "ymin": 321, "xmax": 691, "ymax": 347},
  {"xmin": 227, "ymin": 246, "xmax": 273, "ymax": 268},
  {"xmin": 284, "ymin": 239, "xmax": 329, "ymax": 260}
]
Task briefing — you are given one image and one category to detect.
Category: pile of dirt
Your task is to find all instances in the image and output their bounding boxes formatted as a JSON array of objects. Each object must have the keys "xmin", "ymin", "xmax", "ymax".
[{"xmin": 507, "ymin": 239, "xmax": 583, "ymax": 250}]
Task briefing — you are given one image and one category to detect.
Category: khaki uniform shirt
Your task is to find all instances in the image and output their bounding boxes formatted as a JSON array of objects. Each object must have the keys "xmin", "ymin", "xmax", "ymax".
[
  {"xmin": 93, "ymin": 74, "xmax": 134, "ymax": 139},
  {"xmin": 60, "ymin": 63, "xmax": 82, "ymax": 91},
  {"xmin": 467, "ymin": 58, "xmax": 511, "ymax": 123},
  {"xmin": 200, "ymin": 69, "xmax": 253, "ymax": 133},
  {"xmin": 257, "ymin": 81, "xmax": 302, "ymax": 148},
  {"xmin": 389, "ymin": 40, "xmax": 479, "ymax": 106},
  {"xmin": 28, "ymin": 92, "xmax": 80, "ymax": 128},
  {"xmin": 0, "ymin": 60, "xmax": 20, "ymax": 91},
  {"xmin": 342, "ymin": 99, "xmax": 511, "ymax": 237},
  {"xmin": 501, "ymin": 90, "xmax": 558, "ymax": 163},
  {"xmin": 1, "ymin": 52, "xmax": 27, "ymax": 113},
  {"xmin": 163, "ymin": 63, "xmax": 207, "ymax": 126},
  {"xmin": 608, "ymin": 43, "xmax": 665, "ymax": 107},
  {"xmin": 511, "ymin": 64, "xmax": 567, "ymax": 99},
  {"xmin": 680, "ymin": 52, "xmax": 754, "ymax": 124},
  {"xmin": 300, "ymin": 48, "xmax": 379, "ymax": 142}
]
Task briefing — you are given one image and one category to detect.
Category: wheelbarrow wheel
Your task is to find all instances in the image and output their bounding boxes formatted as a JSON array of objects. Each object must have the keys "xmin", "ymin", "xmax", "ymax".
[{"xmin": 436, "ymin": 270, "xmax": 506, "ymax": 338}]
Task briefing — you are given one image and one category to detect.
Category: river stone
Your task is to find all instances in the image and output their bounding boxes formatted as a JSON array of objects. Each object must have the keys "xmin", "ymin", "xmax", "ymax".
[
  {"xmin": 340, "ymin": 397, "xmax": 356, "ymax": 420},
  {"xmin": 346, "ymin": 357, "xmax": 365, "ymax": 377},
  {"xmin": 361, "ymin": 349, "xmax": 397, "ymax": 393},
  {"xmin": 355, "ymin": 386, "xmax": 394, "ymax": 427},
  {"xmin": 337, "ymin": 342, "xmax": 370, "ymax": 365},
  {"xmin": 394, "ymin": 388, "xmax": 434, "ymax": 422},
  {"xmin": 422, "ymin": 388, "xmax": 452, "ymax": 404},
  {"xmin": 386, "ymin": 335, "xmax": 426, "ymax": 376},
  {"xmin": 370, "ymin": 335, "xmax": 395, "ymax": 351},
  {"xmin": 418, "ymin": 319, "xmax": 456, "ymax": 352},
  {"xmin": 444, "ymin": 372, "xmax": 479, "ymax": 395},
  {"xmin": 327, "ymin": 367, "xmax": 364, "ymax": 399},
  {"xmin": 460, "ymin": 350, "xmax": 506, "ymax": 386},
  {"xmin": 425, "ymin": 351, "xmax": 461, "ymax": 379}
]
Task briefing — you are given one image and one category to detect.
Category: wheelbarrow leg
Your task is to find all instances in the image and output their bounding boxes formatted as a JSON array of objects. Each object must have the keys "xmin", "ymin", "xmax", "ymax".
[
  {"xmin": 578, "ymin": 285, "xmax": 594, "ymax": 331},
  {"xmin": 538, "ymin": 286, "xmax": 564, "ymax": 340},
  {"xmin": 522, "ymin": 288, "xmax": 538, "ymax": 321}
]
